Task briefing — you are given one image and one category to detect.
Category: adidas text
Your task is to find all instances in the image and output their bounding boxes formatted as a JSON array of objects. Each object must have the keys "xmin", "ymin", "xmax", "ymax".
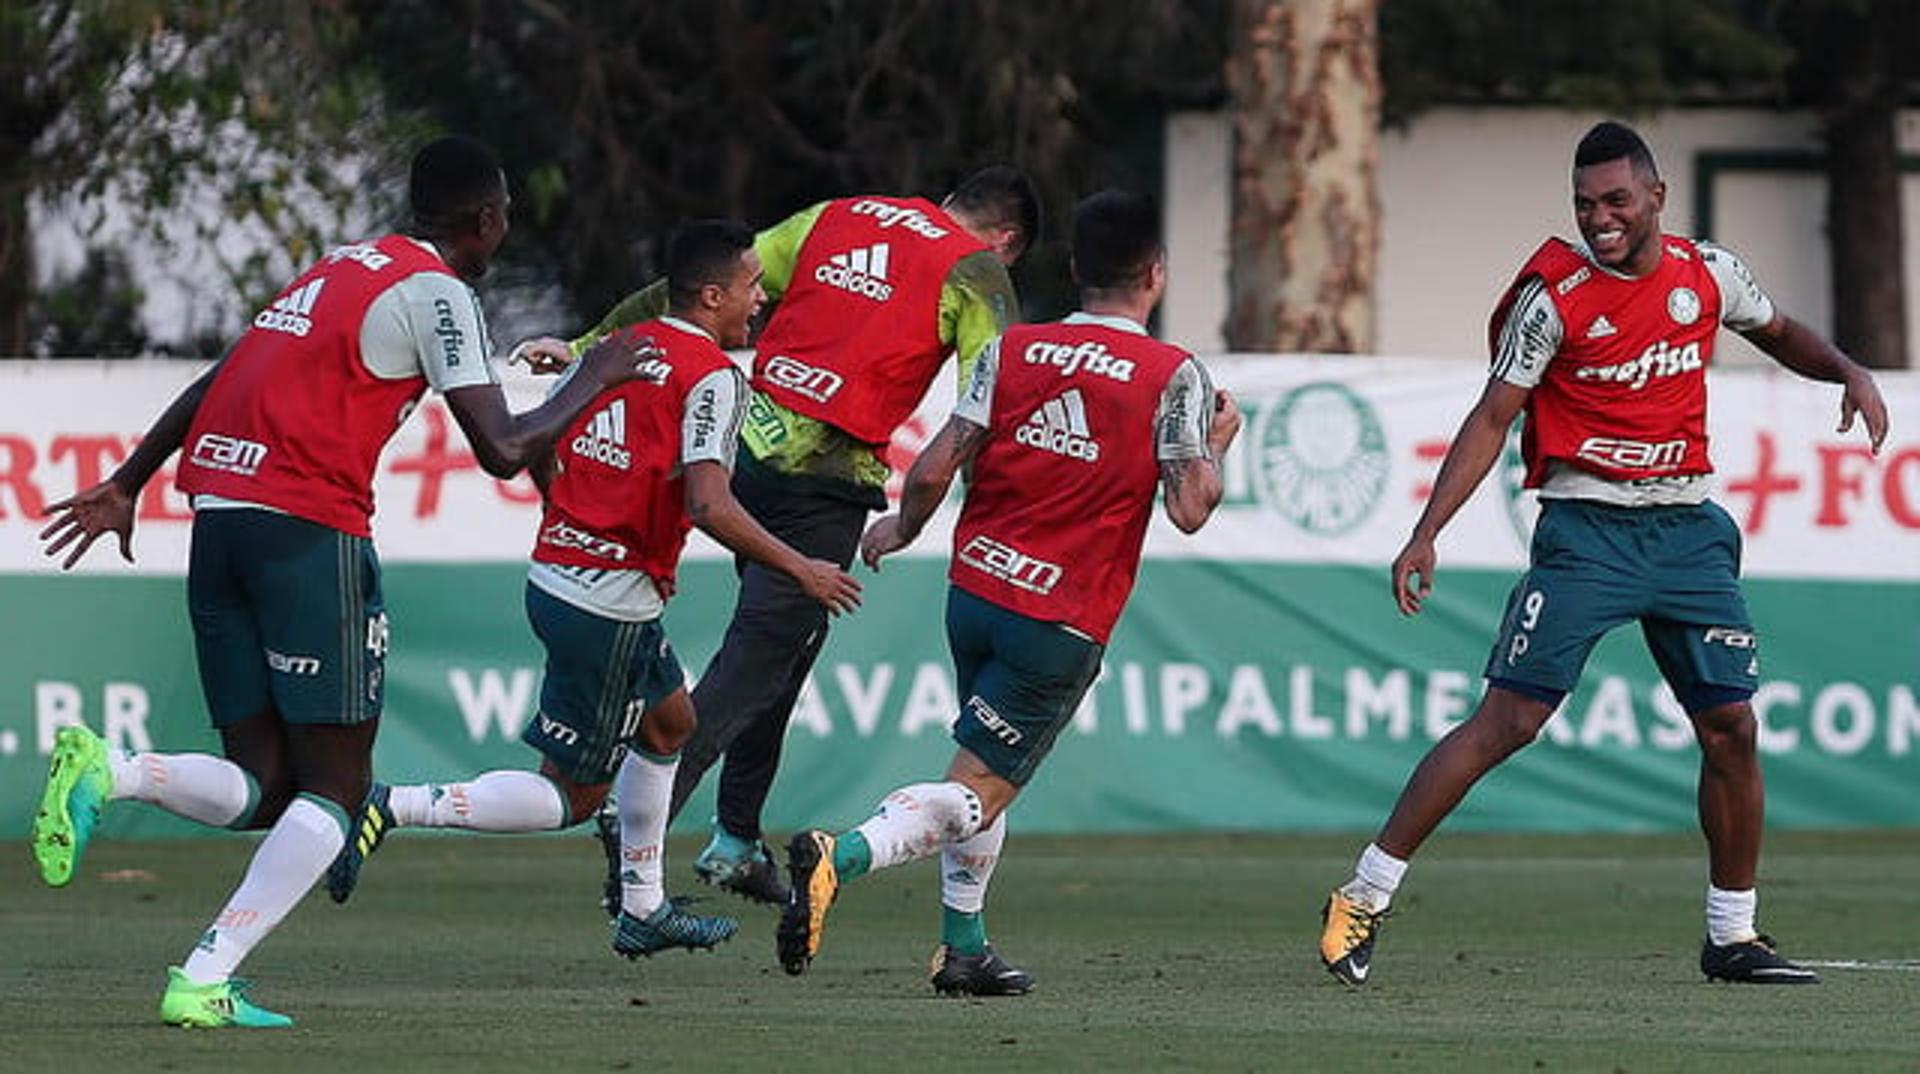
[{"xmin": 572, "ymin": 400, "xmax": 632, "ymax": 469}]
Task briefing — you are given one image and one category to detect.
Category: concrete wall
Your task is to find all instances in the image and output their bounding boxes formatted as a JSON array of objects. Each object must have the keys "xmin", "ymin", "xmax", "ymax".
[{"xmin": 1165, "ymin": 107, "xmax": 1920, "ymax": 366}]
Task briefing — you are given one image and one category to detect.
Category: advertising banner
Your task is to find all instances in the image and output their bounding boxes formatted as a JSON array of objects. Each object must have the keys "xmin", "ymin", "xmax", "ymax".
[{"xmin": 2, "ymin": 358, "xmax": 1913, "ymax": 837}]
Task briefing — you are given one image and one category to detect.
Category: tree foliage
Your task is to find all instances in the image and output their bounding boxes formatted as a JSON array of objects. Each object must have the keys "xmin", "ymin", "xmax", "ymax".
[
  {"xmin": 347, "ymin": 0, "xmax": 1227, "ymax": 327},
  {"xmin": 1, "ymin": 0, "xmax": 405, "ymax": 356}
]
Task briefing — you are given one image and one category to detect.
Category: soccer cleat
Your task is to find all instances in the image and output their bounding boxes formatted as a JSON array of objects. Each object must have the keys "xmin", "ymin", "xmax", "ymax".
[
  {"xmin": 1320, "ymin": 888, "xmax": 1389, "ymax": 987},
  {"xmin": 31, "ymin": 724, "xmax": 113, "ymax": 887},
  {"xmin": 693, "ymin": 833, "xmax": 791, "ymax": 906},
  {"xmin": 159, "ymin": 966, "xmax": 293, "ymax": 1028},
  {"xmin": 1701, "ymin": 934, "xmax": 1820, "ymax": 984},
  {"xmin": 326, "ymin": 782, "xmax": 394, "ymax": 904},
  {"xmin": 929, "ymin": 944, "xmax": 1034, "ymax": 997},
  {"xmin": 777, "ymin": 829, "xmax": 839, "ymax": 975},
  {"xmin": 612, "ymin": 900, "xmax": 739, "ymax": 958},
  {"xmin": 595, "ymin": 804, "xmax": 622, "ymax": 918}
]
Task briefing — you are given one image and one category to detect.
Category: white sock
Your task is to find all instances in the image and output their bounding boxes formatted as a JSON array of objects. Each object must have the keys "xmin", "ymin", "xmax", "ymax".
[
  {"xmin": 109, "ymin": 751, "xmax": 254, "ymax": 828},
  {"xmin": 853, "ymin": 782, "xmax": 983, "ymax": 872},
  {"xmin": 179, "ymin": 794, "xmax": 345, "ymax": 984},
  {"xmin": 386, "ymin": 771, "xmax": 567, "ymax": 832},
  {"xmin": 1343, "ymin": 843, "xmax": 1408, "ymax": 911},
  {"xmin": 615, "ymin": 751, "xmax": 679, "ymax": 918},
  {"xmin": 941, "ymin": 813, "xmax": 1006, "ymax": 914},
  {"xmin": 1706, "ymin": 885, "xmax": 1758, "ymax": 946}
]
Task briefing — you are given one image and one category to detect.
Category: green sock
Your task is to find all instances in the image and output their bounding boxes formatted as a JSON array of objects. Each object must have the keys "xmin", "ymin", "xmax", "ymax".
[
  {"xmin": 832, "ymin": 830, "xmax": 872, "ymax": 880},
  {"xmin": 942, "ymin": 906, "xmax": 988, "ymax": 955}
]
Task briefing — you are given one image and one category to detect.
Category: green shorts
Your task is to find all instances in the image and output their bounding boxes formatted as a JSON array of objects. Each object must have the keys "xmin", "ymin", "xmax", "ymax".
[
  {"xmin": 521, "ymin": 582, "xmax": 687, "ymax": 785},
  {"xmin": 187, "ymin": 507, "xmax": 387, "ymax": 727},
  {"xmin": 1485, "ymin": 499, "xmax": 1759, "ymax": 713},
  {"xmin": 946, "ymin": 586, "xmax": 1104, "ymax": 786}
]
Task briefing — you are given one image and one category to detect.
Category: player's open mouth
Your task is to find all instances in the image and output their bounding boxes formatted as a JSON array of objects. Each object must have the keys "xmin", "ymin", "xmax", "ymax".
[{"xmin": 1590, "ymin": 228, "xmax": 1625, "ymax": 254}]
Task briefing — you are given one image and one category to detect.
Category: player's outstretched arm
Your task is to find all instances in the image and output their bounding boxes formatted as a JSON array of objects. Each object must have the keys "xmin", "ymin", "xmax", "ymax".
[
  {"xmin": 860, "ymin": 416, "xmax": 988, "ymax": 570},
  {"xmin": 447, "ymin": 328, "xmax": 667, "ymax": 478},
  {"xmin": 40, "ymin": 360, "xmax": 224, "ymax": 569},
  {"xmin": 683, "ymin": 461, "xmax": 861, "ymax": 615},
  {"xmin": 1741, "ymin": 314, "xmax": 1890, "ymax": 454},
  {"xmin": 1161, "ymin": 390, "xmax": 1242, "ymax": 533},
  {"xmin": 1392, "ymin": 378, "xmax": 1529, "ymax": 616}
]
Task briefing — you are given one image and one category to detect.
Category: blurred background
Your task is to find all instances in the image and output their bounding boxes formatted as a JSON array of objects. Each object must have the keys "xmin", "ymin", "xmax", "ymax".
[
  {"xmin": 5, "ymin": 0, "xmax": 1915, "ymax": 368},
  {"xmin": 2, "ymin": 1, "xmax": 1914, "ymax": 838}
]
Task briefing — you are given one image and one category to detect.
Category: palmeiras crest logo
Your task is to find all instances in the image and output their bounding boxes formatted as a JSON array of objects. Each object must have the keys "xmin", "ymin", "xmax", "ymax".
[
  {"xmin": 1499, "ymin": 418, "xmax": 1540, "ymax": 546},
  {"xmin": 1250, "ymin": 381, "xmax": 1388, "ymax": 536}
]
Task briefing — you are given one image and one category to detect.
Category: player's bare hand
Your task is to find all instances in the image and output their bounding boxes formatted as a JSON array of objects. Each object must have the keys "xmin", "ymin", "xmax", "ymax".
[
  {"xmin": 40, "ymin": 480, "xmax": 136, "ymax": 570},
  {"xmin": 860, "ymin": 514, "xmax": 913, "ymax": 570},
  {"xmin": 1208, "ymin": 390, "xmax": 1243, "ymax": 454},
  {"xmin": 578, "ymin": 328, "xmax": 666, "ymax": 389},
  {"xmin": 1390, "ymin": 534, "xmax": 1436, "ymax": 616},
  {"xmin": 1838, "ymin": 368, "xmax": 1889, "ymax": 454},
  {"xmin": 800, "ymin": 559, "xmax": 863, "ymax": 616},
  {"xmin": 507, "ymin": 337, "xmax": 575, "ymax": 375}
]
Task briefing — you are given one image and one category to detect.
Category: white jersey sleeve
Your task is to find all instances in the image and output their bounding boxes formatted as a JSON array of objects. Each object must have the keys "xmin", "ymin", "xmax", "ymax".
[
  {"xmin": 1490, "ymin": 276, "xmax": 1562, "ymax": 389},
  {"xmin": 359, "ymin": 271, "xmax": 499, "ymax": 392},
  {"xmin": 1696, "ymin": 240, "xmax": 1778, "ymax": 333},
  {"xmin": 1156, "ymin": 356, "xmax": 1214, "ymax": 462},
  {"xmin": 951, "ymin": 335, "xmax": 1001, "ymax": 427},
  {"xmin": 683, "ymin": 366, "xmax": 747, "ymax": 470}
]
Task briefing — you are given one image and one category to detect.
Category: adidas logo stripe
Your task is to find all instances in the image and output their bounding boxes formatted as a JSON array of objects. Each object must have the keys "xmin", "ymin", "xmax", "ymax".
[
  {"xmin": 571, "ymin": 399, "xmax": 632, "ymax": 469},
  {"xmin": 1014, "ymin": 388, "xmax": 1100, "ymax": 461},
  {"xmin": 252, "ymin": 278, "xmax": 326, "ymax": 338},
  {"xmin": 814, "ymin": 243, "xmax": 894, "ymax": 300}
]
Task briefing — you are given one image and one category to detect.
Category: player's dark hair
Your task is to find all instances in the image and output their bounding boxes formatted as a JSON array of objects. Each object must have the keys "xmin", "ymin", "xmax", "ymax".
[
  {"xmin": 1574, "ymin": 121, "xmax": 1659, "ymax": 180},
  {"xmin": 1072, "ymin": 189, "xmax": 1161, "ymax": 292},
  {"xmin": 946, "ymin": 164, "xmax": 1042, "ymax": 259},
  {"xmin": 666, "ymin": 218, "xmax": 756, "ymax": 308},
  {"xmin": 409, "ymin": 135, "xmax": 505, "ymax": 233}
]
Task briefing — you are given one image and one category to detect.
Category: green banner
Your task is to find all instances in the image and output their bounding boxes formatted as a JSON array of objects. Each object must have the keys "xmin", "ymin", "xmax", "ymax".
[{"xmin": 3, "ymin": 559, "xmax": 1912, "ymax": 839}]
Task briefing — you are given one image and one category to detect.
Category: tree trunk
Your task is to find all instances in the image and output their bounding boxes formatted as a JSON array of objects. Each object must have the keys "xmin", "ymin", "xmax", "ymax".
[
  {"xmin": 0, "ymin": 173, "xmax": 30, "ymax": 358},
  {"xmin": 1224, "ymin": 0, "xmax": 1381, "ymax": 353},
  {"xmin": 1821, "ymin": 1, "xmax": 1909, "ymax": 370}
]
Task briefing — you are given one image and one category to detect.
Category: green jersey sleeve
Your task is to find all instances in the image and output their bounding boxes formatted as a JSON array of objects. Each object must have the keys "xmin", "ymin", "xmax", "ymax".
[
  {"xmin": 753, "ymin": 202, "xmax": 828, "ymax": 302},
  {"xmin": 941, "ymin": 249, "xmax": 1020, "ymax": 389}
]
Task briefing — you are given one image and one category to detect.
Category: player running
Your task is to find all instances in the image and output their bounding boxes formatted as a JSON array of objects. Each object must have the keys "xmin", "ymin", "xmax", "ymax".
[
  {"xmin": 322, "ymin": 220, "xmax": 861, "ymax": 961},
  {"xmin": 774, "ymin": 190, "xmax": 1241, "ymax": 994},
  {"xmin": 30, "ymin": 136, "xmax": 665, "ymax": 1027},
  {"xmin": 1318, "ymin": 121, "xmax": 1889, "ymax": 988},
  {"xmin": 522, "ymin": 167, "xmax": 1041, "ymax": 910}
]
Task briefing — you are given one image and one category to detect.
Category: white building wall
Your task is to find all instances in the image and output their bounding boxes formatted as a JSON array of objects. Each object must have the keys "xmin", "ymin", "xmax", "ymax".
[{"xmin": 1165, "ymin": 106, "xmax": 1920, "ymax": 366}]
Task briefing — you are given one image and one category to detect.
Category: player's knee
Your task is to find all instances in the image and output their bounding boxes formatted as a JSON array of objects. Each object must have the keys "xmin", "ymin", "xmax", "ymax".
[
  {"xmin": 1691, "ymin": 702, "xmax": 1757, "ymax": 760},
  {"xmin": 886, "ymin": 782, "xmax": 985, "ymax": 843},
  {"xmin": 561, "ymin": 780, "xmax": 610, "ymax": 826}
]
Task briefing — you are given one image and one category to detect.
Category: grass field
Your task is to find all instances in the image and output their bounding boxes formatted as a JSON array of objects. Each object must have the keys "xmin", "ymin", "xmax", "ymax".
[{"xmin": 4, "ymin": 829, "xmax": 1917, "ymax": 1073}]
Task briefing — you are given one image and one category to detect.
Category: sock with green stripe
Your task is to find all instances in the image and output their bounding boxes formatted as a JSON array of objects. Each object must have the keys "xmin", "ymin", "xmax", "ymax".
[
  {"xmin": 180, "ymin": 793, "xmax": 345, "ymax": 984},
  {"xmin": 832, "ymin": 830, "xmax": 873, "ymax": 880},
  {"xmin": 939, "ymin": 813, "xmax": 1004, "ymax": 954}
]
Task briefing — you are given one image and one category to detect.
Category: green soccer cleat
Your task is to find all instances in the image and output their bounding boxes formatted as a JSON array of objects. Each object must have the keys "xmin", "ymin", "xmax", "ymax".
[
  {"xmin": 327, "ymin": 782, "xmax": 394, "ymax": 904},
  {"xmin": 777, "ymin": 829, "xmax": 840, "ymax": 976},
  {"xmin": 159, "ymin": 966, "xmax": 293, "ymax": 1028},
  {"xmin": 31, "ymin": 724, "xmax": 113, "ymax": 887},
  {"xmin": 612, "ymin": 900, "xmax": 739, "ymax": 958}
]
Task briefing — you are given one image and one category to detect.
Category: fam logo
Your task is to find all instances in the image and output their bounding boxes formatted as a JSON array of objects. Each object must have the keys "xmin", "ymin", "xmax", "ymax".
[{"xmin": 1250, "ymin": 382, "xmax": 1388, "ymax": 536}]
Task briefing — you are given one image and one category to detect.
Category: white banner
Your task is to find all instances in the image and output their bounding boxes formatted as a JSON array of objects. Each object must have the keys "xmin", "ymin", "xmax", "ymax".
[{"xmin": 1, "ymin": 357, "xmax": 1913, "ymax": 580}]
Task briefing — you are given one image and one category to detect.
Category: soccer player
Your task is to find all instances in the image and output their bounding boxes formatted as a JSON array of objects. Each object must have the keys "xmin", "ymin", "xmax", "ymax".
[
  {"xmin": 30, "ymin": 135, "xmax": 664, "ymax": 1028},
  {"xmin": 322, "ymin": 220, "xmax": 863, "ymax": 960},
  {"xmin": 523, "ymin": 167, "xmax": 1041, "ymax": 908},
  {"xmin": 774, "ymin": 189, "xmax": 1242, "ymax": 994},
  {"xmin": 1318, "ymin": 121, "xmax": 1890, "ymax": 988}
]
